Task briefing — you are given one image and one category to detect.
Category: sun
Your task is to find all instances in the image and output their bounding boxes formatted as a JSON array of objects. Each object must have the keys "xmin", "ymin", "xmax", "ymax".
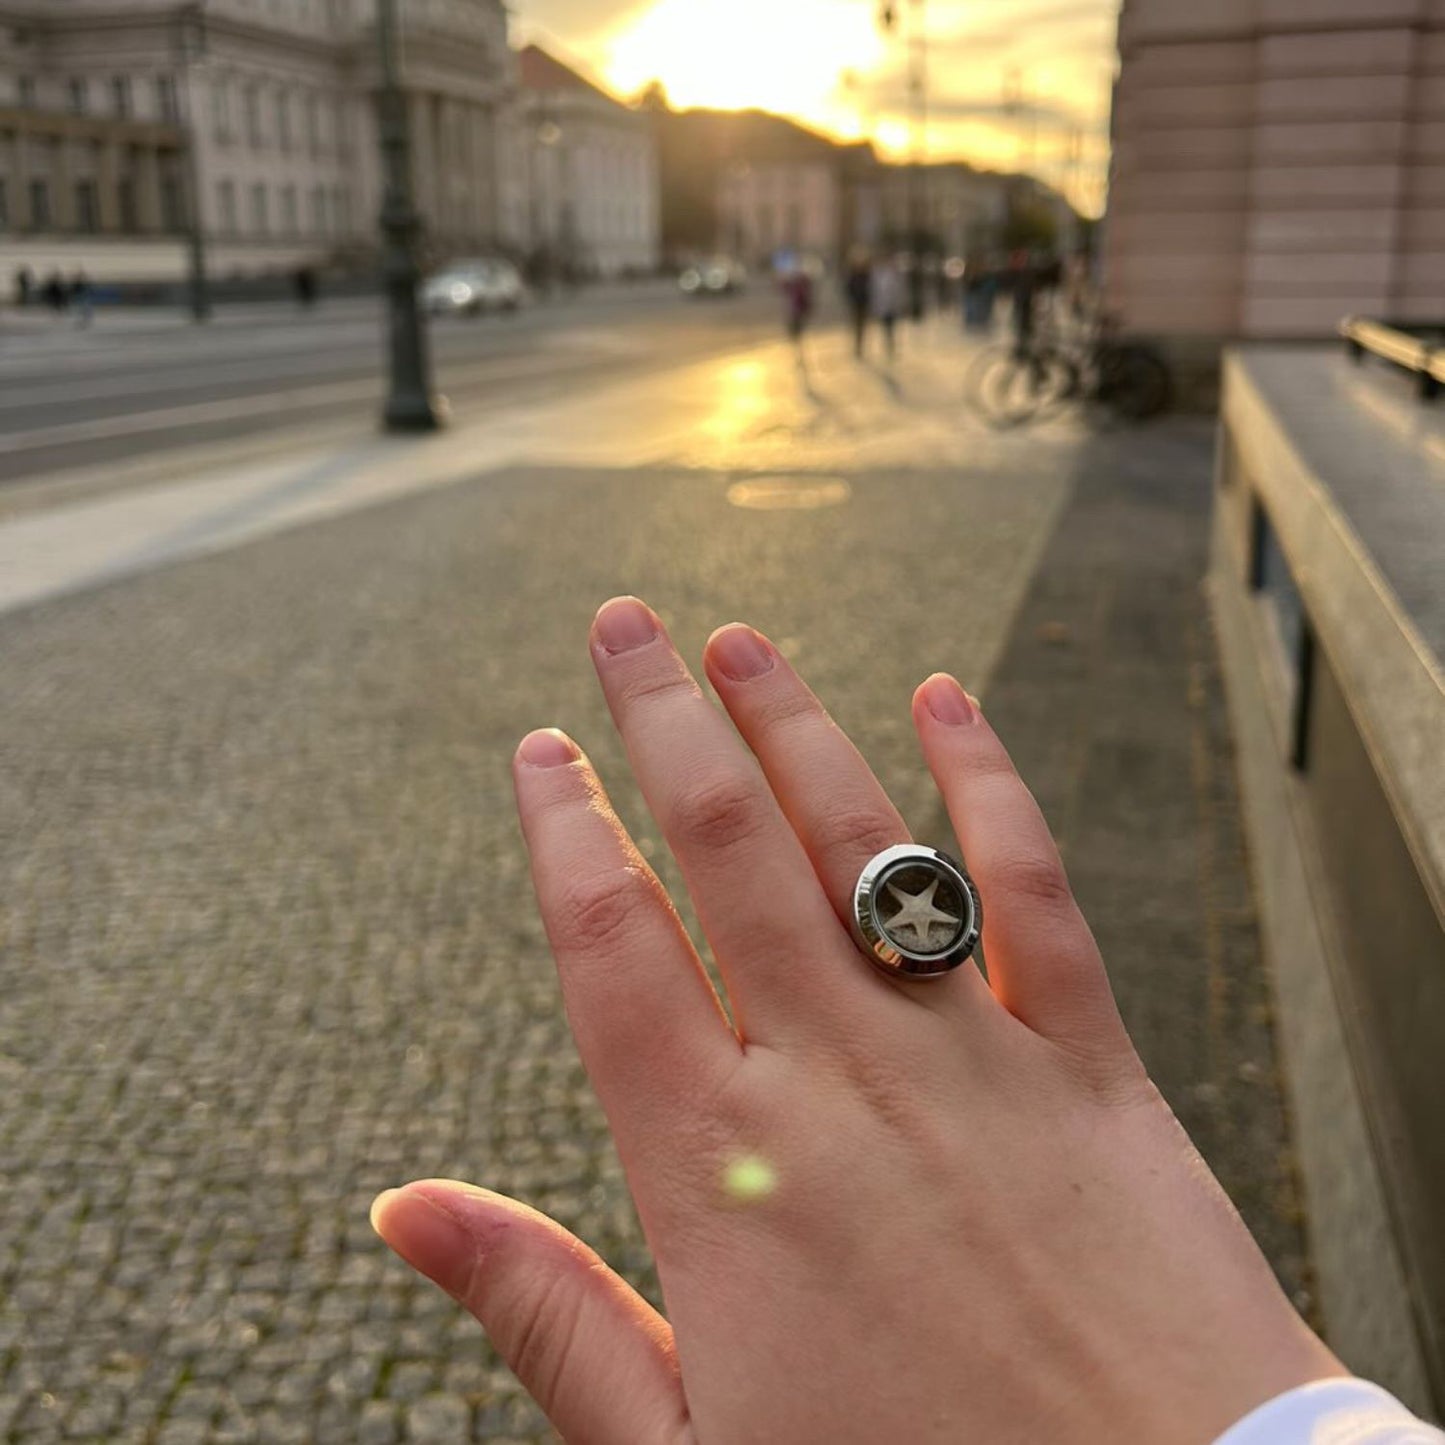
[{"xmin": 601, "ymin": 0, "xmax": 887, "ymax": 119}]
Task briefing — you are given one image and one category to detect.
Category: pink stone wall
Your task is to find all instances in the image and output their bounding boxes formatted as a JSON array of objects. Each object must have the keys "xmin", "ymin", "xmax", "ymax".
[{"xmin": 1105, "ymin": 0, "xmax": 1445, "ymax": 338}]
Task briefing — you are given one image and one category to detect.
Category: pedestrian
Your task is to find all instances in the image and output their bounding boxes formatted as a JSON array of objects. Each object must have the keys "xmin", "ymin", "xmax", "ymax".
[
  {"xmin": 1008, "ymin": 249, "xmax": 1037, "ymax": 354},
  {"xmin": 42, "ymin": 270, "xmax": 67, "ymax": 314},
  {"xmin": 779, "ymin": 261, "xmax": 814, "ymax": 349},
  {"xmin": 844, "ymin": 247, "xmax": 871, "ymax": 359},
  {"xmin": 70, "ymin": 269, "xmax": 93, "ymax": 329},
  {"xmin": 14, "ymin": 266, "xmax": 33, "ymax": 308},
  {"xmin": 963, "ymin": 255, "xmax": 999, "ymax": 333},
  {"xmin": 870, "ymin": 253, "xmax": 904, "ymax": 363},
  {"xmin": 293, "ymin": 266, "xmax": 317, "ymax": 307}
]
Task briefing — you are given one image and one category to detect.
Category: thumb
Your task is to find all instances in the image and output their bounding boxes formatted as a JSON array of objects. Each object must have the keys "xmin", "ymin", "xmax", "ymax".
[{"xmin": 371, "ymin": 1180, "xmax": 691, "ymax": 1445}]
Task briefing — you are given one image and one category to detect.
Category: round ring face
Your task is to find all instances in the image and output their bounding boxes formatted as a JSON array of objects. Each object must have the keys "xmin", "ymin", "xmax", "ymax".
[{"xmin": 851, "ymin": 844, "xmax": 981, "ymax": 979}]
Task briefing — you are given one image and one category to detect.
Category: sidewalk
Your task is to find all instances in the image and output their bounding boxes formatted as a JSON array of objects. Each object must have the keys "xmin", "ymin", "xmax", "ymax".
[{"xmin": 0, "ymin": 320, "xmax": 1320, "ymax": 1442}]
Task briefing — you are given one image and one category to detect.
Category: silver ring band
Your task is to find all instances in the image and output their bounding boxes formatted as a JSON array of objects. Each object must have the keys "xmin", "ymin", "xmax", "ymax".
[{"xmin": 850, "ymin": 844, "xmax": 981, "ymax": 980}]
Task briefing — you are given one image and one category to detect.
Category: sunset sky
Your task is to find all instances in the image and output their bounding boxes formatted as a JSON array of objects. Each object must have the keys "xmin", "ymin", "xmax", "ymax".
[{"xmin": 513, "ymin": 0, "xmax": 1121, "ymax": 216}]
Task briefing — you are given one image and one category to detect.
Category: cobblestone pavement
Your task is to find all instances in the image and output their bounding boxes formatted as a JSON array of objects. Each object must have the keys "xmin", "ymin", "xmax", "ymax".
[{"xmin": 0, "ymin": 327, "xmax": 1312, "ymax": 1441}]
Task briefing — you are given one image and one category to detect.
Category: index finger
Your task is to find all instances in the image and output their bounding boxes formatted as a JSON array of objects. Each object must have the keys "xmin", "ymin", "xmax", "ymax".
[{"xmin": 513, "ymin": 727, "xmax": 739, "ymax": 1147}]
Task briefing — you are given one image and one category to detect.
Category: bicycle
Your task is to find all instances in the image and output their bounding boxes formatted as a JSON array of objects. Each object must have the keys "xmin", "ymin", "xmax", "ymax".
[{"xmin": 965, "ymin": 313, "xmax": 1172, "ymax": 430}]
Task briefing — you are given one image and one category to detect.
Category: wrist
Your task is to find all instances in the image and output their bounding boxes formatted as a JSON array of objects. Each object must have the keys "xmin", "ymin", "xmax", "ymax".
[{"xmin": 1213, "ymin": 1378, "xmax": 1444, "ymax": 1445}]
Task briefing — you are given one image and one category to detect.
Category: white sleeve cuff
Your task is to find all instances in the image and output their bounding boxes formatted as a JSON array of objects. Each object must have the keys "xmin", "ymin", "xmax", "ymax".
[{"xmin": 1213, "ymin": 1379, "xmax": 1445, "ymax": 1444}]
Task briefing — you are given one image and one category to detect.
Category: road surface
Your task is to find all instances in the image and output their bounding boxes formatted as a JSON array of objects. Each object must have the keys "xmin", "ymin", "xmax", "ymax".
[{"xmin": 0, "ymin": 290, "xmax": 779, "ymax": 485}]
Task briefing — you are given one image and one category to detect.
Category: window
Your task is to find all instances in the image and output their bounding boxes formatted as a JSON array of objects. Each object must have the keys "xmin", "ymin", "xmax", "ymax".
[
  {"xmin": 212, "ymin": 78, "xmax": 232, "ymax": 141},
  {"xmin": 75, "ymin": 180, "xmax": 98, "ymax": 233},
  {"xmin": 307, "ymin": 93, "xmax": 321, "ymax": 155},
  {"xmin": 0, "ymin": 179, "xmax": 8, "ymax": 231},
  {"xmin": 28, "ymin": 179, "xmax": 50, "ymax": 230},
  {"xmin": 160, "ymin": 174, "xmax": 184, "ymax": 231},
  {"xmin": 245, "ymin": 84, "xmax": 263, "ymax": 147},
  {"xmin": 217, "ymin": 179, "xmax": 237, "ymax": 232},
  {"xmin": 18, "ymin": 76, "xmax": 35, "ymax": 110},
  {"xmin": 280, "ymin": 183, "xmax": 297, "ymax": 234},
  {"xmin": 251, "ymin": 182, "xmax": 268, "ymax": 234},
  {"xmin": 332, "ymin": 184, "xmax": 349, "ymax": 236},
  {"xmin": 333, "ymin": 96, "xmax": 348, "ymax": 155},
  {"xmin": 156, "ymin": 74, "xmax": 179, "ymax": 124},
  {"xmin": 310, "ymin": 184, "xmax": 325, "ymax": 235},
  {"xmin": 276, "ymin": 89, "xmax": 291, "ymax": 151},
  {"xmin": 68, "ymin": 79, "xmax": 88, "ymax": 116},
  {"xmin": 112, "ymin": 76, "xmax": 132, "ymax": 118}
]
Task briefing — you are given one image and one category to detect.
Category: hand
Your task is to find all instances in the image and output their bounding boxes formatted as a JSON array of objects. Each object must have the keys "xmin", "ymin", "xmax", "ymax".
[{"xmin": 371, "ymin": 596, "xmax": 1342, "ymax": 1444}]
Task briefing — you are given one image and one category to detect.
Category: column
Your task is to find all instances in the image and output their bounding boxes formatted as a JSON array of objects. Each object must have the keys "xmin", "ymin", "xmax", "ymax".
[
  {"xmin": 98, "ymin": 138, "xmax": 121, "ymax": 232},
  {"xmin": 52, "ymin": 132, "xmax": 75, "ymax": 232},
  {"xmin": 479, "ymin": 103, "xmax": 497, "ymax": 244},
  {"xmin": 136, "ymin": 144, "xmax": 163, "ymax": 232},
  {"xmin": 12, "ymin": 118, "xmax": 32, "ymax": 231}
]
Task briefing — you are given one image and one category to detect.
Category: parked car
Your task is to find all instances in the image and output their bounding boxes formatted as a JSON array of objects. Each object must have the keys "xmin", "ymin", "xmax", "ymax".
[
  {"xmin": 424, "ymin": 258, "xmax": 528, "ymax": 316},
  {"xmin": 678, "ymin": 257, "xmax": 747, "ymax": 298}
]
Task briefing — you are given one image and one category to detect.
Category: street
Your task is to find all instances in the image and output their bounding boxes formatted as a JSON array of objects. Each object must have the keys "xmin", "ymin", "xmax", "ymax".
[
  {"xmin": 0, "ymin": 290, "xmax": 778, "ymax": 487},
  {"xmin": 0, "ymin": 306, "xmax": 1311, "ymax": 1443}
]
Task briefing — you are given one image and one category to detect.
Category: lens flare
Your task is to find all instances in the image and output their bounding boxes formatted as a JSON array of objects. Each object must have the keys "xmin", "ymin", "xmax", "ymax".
[{"xmin": 723, "ymin": 1154, "xmax": 777, "ymax": 1202}]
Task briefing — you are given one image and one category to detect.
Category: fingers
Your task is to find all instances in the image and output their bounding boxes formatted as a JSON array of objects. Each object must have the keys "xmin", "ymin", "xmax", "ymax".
[
  {"xmin": 702, "ymin": 625, "xmax": 908, "ymax": 925},
  {"xmin": 513, "ymin": 727, "xmax": 738, "ymax": 1143},
  {"xmin": 590, "ymin": 598, "xmax": 870, "ymax": 1044},
  {"xmin": 912, "ymin": 674, "xmax": 1133, "ymax": 1059},
  {"xmin": 703, "ymin": 625, "xmax": 997, "ymax": 1021},
  {"xmin": 372, "ymin": 1182, "xmax": 690, "ymax": 1445}
]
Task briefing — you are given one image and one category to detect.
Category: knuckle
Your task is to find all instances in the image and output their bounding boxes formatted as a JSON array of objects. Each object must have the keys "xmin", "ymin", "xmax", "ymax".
[
  {"xmin": 809, "ymin": 805, "xmax": 904, "ymax": 867},
  {"xmin": 505, "ymin": 1269, "xmax": 580, "ymax": 1412},
  {"xmin": 753, "ymin": 683, "xmax": 824, "ymax": 733},
  {"xmin": 550, "ymin": 866, "xmax": 657, "ymax": 955},
  {"xmin": 669, "ymin": 772, "xmax": 771, "ymax": 853},
  {"xmin": 619, "ymin": 663, "xmax": 699, "ymax": 709},
  {"xmin": 990, "ymin": 850, "xmax": 1075, "ymax": 910}
]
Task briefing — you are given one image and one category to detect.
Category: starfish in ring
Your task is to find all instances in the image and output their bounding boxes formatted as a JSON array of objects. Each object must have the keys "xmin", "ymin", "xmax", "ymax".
[{"xmin": 883, "ymin": 878, "xmax": 961, "ymax": 951}]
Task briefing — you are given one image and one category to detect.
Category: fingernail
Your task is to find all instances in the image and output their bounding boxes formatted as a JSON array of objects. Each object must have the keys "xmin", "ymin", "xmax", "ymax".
[
  {"xmin": 709, "ymin": 624, "xmax": 775, "ymax": 682},
  {"xmin": 516, "ymin": 728, "xmax": 578, "ymax": 768},
  {"xmin": 370, "ymin": 1187, "xmax": 477, "ymax": 1300},
  {"xmin": 369, "ymin": 1189, "xmax": 399, "ymax": 1233},
  {"xmin": 921, "ymin": 674, "xmax": 978, "ymax": 725},
  {"xmin": 594, "ymin": 597, "xmax": 658, "ymax": 654}
]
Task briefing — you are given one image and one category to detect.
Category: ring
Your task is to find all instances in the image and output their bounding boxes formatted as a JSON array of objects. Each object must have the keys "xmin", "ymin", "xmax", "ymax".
[{"xmin": 850, "ymin": 844, "xmax": 981, "ymax": 980}]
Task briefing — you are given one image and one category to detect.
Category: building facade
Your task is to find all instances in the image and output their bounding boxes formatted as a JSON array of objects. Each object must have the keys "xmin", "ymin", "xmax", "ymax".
[
  {"xmin": 653, "ymin": 108, "xmax": 861, "ymax": 269},
  {"xmin": 0, "ymin": 0, "xmax": 527, "ymax": 286},
  {"xmin": 1105, "ymin": 0, "xmax": 1445, "ymax": 342},
  {"xmin": 878, "ymin": 163, "xmax": 1015, "ymax": 260},
  {"xmin": 517, "ymin": 45, "xmax": 658, "ymax": 280},
  {"xmin": 716, "ymin": 154, "xmax": 838, "ymax": 263}
]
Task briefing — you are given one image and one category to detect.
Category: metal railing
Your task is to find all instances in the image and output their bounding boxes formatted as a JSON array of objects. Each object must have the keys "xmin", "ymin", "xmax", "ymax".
[{"xmin": 1341, "ymin": 315, "xmax": 1445, "ymax": 401}]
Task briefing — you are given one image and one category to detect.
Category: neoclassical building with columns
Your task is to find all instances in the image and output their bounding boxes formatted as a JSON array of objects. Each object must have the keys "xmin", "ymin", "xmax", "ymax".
[{"xmin": 0, "ymin": 0, "xmax": 530, "ymax": 284}]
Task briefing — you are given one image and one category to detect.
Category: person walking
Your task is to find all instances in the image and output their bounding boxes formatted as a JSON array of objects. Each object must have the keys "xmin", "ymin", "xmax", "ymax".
[
  {"xmin": 844, "ymin": 248, "xmax": 871, "ymax": 359},
  {"xmin": 870, "ymin": 254, "xmax": 905, "ymax": 364},
  {"xmin": 42, "ymin": 271, "xmax": 67, "ymax": 314},
  {"xmin": 779, "ymin": 261, "xmax": 815, "ymax": 350},
  {"xmin": 1008, "ymin": 250, "xmax": 1038, "ymax": 355},
  {"xmin": 70, "ymin": 269, "xmax": 93, "ymax": 328}
]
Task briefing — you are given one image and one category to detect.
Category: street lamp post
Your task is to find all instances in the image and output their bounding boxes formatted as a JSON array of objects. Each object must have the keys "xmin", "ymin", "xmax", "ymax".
[
  {"xmin": 907, "ymin": 0, "xmax": 928, "ymax": 319},
  {"xmin": 177, "ymin": 2, "xmax": 212, "ymax": 323},
  {"xmin": 375, "ymin": 0, "xmax": 440, "ymax": 433},
  {"xmin": 881, "ymin": 0, "xmax": 929, "ymax": 319}
]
